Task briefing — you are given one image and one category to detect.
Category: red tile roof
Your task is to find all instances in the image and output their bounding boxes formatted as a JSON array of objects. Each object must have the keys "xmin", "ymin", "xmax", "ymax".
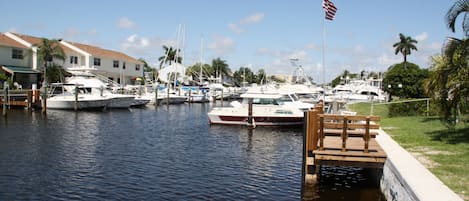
[
  {"xmin": 9, "ymin": 33, "xmax": 142, "ymax": 64},
  {"xmin": 10, "ymin": 32, "xmax": 75, "ymax": 53},
  {"xmin": 68, "ymin": 42, "xmax": 142, "ymax": 64},
  {"xmin": 0, "ymin": 33, "xmax": 28, "ymax": 48}
]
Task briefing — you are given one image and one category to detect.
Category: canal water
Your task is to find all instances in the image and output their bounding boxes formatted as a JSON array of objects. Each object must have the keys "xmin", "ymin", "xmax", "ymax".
[{"xmin": 0, "ymin": 104, "xmax": 385, "ymax": 200}]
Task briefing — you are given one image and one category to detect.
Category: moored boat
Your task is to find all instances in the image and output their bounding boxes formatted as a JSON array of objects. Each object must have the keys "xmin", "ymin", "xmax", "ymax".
[
  {"xmin": 207, "ymin": 86, "xmax": 309, "ymax": 126},
  {"xmin": 46, "ymin": 83, "xmax": 111, "ymax": 110}
]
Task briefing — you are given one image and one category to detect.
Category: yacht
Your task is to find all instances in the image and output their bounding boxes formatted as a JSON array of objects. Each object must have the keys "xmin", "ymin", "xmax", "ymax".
[
  {"xmin": 207, "ymin": 86, "xmax": 313, "ymax": 126},
  {"xmin": 65, "ymin": 70, "xmax": 135, "ymax": 108},
  {"xmin": 46, "ymin": 83, "xmax": 111, "ymax": 110}
]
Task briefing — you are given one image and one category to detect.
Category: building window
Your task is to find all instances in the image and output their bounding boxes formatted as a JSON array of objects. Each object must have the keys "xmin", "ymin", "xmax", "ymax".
[
  {"xmin": 113, "ymin": 60, "xmax": 119, "ymax": 68},
  {"xmin": 94, "ymin": 58, "xmax": 101, "ymax": 66},
  {"xmin": 135, "ymin": 64, "xmax": 141, "ymax": 71},
  {"xmin": 12, "ymin": 48, "xmax": 23, "ymax": 59},
  {"xmin": 70, "ymin": 56, "xmax": 78, "ymax": 64},
  {"xmin": 123, "ymin": 62, "xmax": 126, "ymax": 69}
]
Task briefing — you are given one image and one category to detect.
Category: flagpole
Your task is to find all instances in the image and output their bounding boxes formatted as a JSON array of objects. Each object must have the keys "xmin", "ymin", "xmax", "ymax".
[
  {"xmin": 321, "ymin": 0, "xmax": 336, "ymax": 103},
  {"xmin": 322, "ymin": 8, "xmax": 326, "ymax": 102}
]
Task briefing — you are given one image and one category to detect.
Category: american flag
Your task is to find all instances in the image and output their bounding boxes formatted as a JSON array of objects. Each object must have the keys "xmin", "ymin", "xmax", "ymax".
[{"xmin": 322, "ymin": 0, "xmax": 337, "ymax": 20}]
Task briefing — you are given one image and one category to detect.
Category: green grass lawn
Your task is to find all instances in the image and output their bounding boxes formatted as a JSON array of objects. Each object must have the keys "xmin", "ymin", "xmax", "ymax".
[{"xmin": 348, "ymin": 102, "xmax": 469, "ymax": 200}]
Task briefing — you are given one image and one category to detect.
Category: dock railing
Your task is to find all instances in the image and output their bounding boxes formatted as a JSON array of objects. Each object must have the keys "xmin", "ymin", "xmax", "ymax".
[{"xmin": 303, "ymin": 101, "xmax": 386, "ymax": 185}]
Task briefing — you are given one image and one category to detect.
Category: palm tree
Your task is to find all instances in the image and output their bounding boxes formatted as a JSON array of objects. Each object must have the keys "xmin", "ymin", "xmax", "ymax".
[
  {"xmin": 446, "ymin": 0, "xmax": 469, "ymax": 36},
  {"xmin": 393, "ymin": 33, "xmax": 418, "ymax": 64},
  {"xmin": 211, "ymin": 57, "xmax": 231, "ymax": 81},
  {"xmin": 425, "ymin": 38, "xmax": 469, "ymax": 127},
  {"xmin": 36, "ymin": 38, "xmax": 66, "ymax": 84},
  {"xmin": 158, "ymin": 45, "xmax": 182, "ymax": 69},
  {"xmin": 35, "ymin": 38, "xmax": 65, "ymax": 112}
]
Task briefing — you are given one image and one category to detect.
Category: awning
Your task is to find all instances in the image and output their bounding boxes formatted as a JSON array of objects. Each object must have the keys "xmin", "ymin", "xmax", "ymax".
[{"xmin": 1, "ymin": 65, "xmax": 40, "ymax": 74}]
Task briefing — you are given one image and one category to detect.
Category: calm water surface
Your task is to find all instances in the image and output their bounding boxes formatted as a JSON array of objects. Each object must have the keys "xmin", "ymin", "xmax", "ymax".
[{"xmin": 0, "ymin": 104, "xmax": 384, "ymax": 200}]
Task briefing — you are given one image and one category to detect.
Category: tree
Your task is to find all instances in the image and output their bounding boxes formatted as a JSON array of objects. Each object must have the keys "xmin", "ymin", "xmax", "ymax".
[
  {"xmin": 158, "ymin": 45, "xmax": 182, "ymax": 69},
  {"xmin": 256, "ymin": 69, "xmax": 267, "ymax": 84},
  {"xmin": 139, "ymin": 58, "xmax": 157, "ymax": 82},
  {"xmin": 233, "ymin": 67, "xmax": 254, "ymax": 86},
  {"xmin": 393, "ymin": 33, "xmax": 418, "ymax": 64},
  {"xmin": 446, "ymin": 0, "xmax": 469, "ymax": 36},
  {"xmin": 383, "ymin": 62, "xmax": 429, "ymax": 99},
  {"xmin": 330, "ymin": 70, "xmax": 357, "ymax": 87},
  {"xmin": 210, "ymin": 57, "xmax": 231, "ymax": 80},
  {"xmin": 425, "ymin": 39, "xmax": 469, "ymax": 127},
  {"xmin": 186, "ymin": 62, "xmax": 211, "ymax": 84},
  {"xmin": 36, "ymin": 38, "xmax": 66, "ymax": 84}
]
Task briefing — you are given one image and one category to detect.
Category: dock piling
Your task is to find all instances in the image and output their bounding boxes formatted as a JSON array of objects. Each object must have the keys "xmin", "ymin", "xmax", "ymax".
[
  {"xmin": 41, "ymin": 82, "xmax": 47, "ymax": 114},
  {"xmin": 74, "ymin": 84, "xmax": 79, "ymax": 111},
  {"xmin": 3, "ymin": 81, "xmax": 8, "ymax": 116}
]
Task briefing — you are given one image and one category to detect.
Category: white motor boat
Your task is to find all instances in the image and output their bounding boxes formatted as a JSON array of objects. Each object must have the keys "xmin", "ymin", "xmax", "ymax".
[
  {"xmin": 46, "ymin": 83, "xmax": 111, "ymax": 110},
  {"xmin": 207, "ymin": 86, "xmax": 310, "ymax": 126},
  {"xmin": 65, "ymin": 70, "xmax": 135, "ymax": 108}
]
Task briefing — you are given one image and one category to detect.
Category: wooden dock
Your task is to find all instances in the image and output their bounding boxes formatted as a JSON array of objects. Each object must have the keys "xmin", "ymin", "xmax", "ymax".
[
  {"xmin": 302, "ymin": 102, "xmax": 387, "ymax": 185},
  {"xmin": 0, "ymin": 89, "xmax": 41, "ymax": 109}
]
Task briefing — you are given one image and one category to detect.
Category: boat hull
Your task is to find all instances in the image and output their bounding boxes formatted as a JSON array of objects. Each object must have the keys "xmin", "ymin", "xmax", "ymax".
[
  {"xmin": 207, "ymin": 106, "xmax": 304, "ymax": 126},
  {"xmin": 208, "ymin": 114, "xmax": 303, "ymax": 126},
  {"xmin": 46, "ymin": 95, "xmax": 110, "ymax": 110},
  {"xmin": 108, "ymin": 95, "xmax": 135, "ymax": 108}
]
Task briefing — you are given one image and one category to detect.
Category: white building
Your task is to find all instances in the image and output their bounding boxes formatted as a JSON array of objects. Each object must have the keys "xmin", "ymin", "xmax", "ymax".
[
  {"xmin": 0, "ymin": 32, "xmax": 40, "ymax": 88},
  {"xmin": 0, "ymin": 32, "xmax": 143, "ymax": 88}
]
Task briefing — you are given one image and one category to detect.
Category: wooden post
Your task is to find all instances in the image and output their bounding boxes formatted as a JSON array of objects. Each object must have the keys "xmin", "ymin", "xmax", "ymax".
[
  {"xmin": 302, "ymin": 110, "xmax": 308, "ymax": 187},
  {"xmin": 166, "ymin": 85, "xmax": 170, "ymax": 106},
  {"xmin": 34, "ymin": 89, "xmax": 40, "ymax": 106},
  {"xmin": 305, "ymin": 111, "xmax": 312, "ymax": 155},
  {"xmin": 188, "ymin": 89, "xmax": 192, "ymax": 103},
  {"xmin": 319, "ymin": 115, "xmax": 325, "ymax": 151},
  {"xmin": 74, "ymin": 84, "xmax": 79, "ymax": 111},
  {"xmin": 341, "ymin": 117, "xmax": 348, "ymax": 152},
  {"xmin": 247, "ymin": 98, "xmax": 255, "ymax": 128},
  {"xmin": 41, "ymin": 82, "xmax": 47, "ymax": 113},
  {"xmin": 154, "ymin": 87, "xmax": 158, "ymax": 107},
  {"xmin": 27, "ymin": 90, "xmax": 33, "ymax": 110},
  {"xmin": 3, "ymin": 82, "xmax": 7, "ymax": 116},
  {"xmin": 310, "ymin": 109, "xmax": 319, "ymax": 151},
  {"xmin": 364, "ymin": 117, "xmax": 370, "ymax": 153}
]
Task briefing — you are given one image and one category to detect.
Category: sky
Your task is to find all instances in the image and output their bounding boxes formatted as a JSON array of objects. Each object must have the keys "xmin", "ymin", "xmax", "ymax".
[{"xmin": 1, "ymin": 0, "xmax": 464, "ymax": 83}]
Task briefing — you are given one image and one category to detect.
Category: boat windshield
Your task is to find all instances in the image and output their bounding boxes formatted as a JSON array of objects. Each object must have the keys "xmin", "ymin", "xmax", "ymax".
[
  {"xmin": 252, "ymin": 98, "xmax": 278, "ymax": 105},
  {"xmin": 290, "ymin": 94, "xmax": 300, "ymax": 101},
  {"xmin": 276, "ymin": 95, "xmax": 293, "ymax": 105}
]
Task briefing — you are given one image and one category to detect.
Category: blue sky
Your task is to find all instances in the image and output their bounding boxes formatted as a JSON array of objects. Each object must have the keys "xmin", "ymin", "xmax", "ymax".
[{"xmin": 1, "ymin": 0, "xmax": 463, "ymax": 83}]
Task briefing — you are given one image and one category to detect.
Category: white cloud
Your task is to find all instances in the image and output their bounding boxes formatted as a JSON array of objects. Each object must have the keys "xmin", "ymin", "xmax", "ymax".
[
  {"xmin": 415, "ymin": 32, "xmax": 428, "ymax": 42},
  {"xmin": 228, "ymin": 23, "xmax": 243, "ymax": 34},
  {"xmin": 240, "ymin": 13, "xmax": 265, "ymax": 24},
  {"xmin": 207, "ymin": 35, "xmax": 235, "ymax": 55},
  {"xmin": 121, "ymin": 34, "xmax": 161, "ymax": 57},
  {"xmin": 118, "ymin": 17, "xmax": 135, "ymax": 29},
  {"xmin": 126, "ymin": 34, "xmax": 137, "ymax": 43},
  {"xmin": 229, "ymin": 13, "xmax": 264, "ymax": 34}
]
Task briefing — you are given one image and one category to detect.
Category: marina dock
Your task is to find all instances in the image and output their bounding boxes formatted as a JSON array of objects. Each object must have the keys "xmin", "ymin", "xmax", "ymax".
[
  {"xmin": 1, "ymin": 89, "xmax": 41, "ymax": 110},
  {"xmin": 302, "ymin": 102, "xmax": 387, "ymax": 184}
]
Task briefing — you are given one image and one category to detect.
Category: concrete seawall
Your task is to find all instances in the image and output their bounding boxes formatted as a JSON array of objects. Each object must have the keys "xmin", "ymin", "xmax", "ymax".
[{"xmin": 376, "ymin": 129, "xmax": 463, "ymax": 201}]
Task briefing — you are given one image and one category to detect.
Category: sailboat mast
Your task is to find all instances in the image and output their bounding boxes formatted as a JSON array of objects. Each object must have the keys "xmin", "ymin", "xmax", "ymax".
[{"xmin": 199, "ymin": 36, "xmax": 204, "ymax": 85}]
